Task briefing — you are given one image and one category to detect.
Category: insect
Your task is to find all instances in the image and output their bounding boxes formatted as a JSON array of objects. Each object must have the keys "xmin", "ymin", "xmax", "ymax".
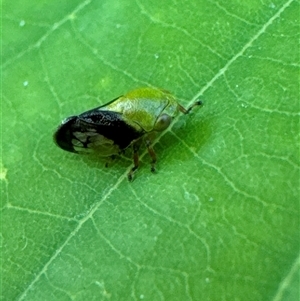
[{"xmin": 54, "ymin": 87, "xmax": 202, "ymax": 181}]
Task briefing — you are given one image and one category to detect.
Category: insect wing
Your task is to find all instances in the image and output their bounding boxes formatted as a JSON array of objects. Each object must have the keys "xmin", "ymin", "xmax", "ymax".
[
  {"xmin": 54, "ymin": 109, "xmax": 143, "ymax": 156},
  {"xmin": 78, "ymin": 109, "xmax": 143, "ymax": 150},
  {"xmin": 54, "ymin": 114, "xmax": 118, "ymax": 155}
]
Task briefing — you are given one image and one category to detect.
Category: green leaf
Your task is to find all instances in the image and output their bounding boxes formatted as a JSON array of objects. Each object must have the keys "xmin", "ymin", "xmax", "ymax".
[{"xmin": 2, "ymin": 0, "xmax": 299, "ymax": 300}]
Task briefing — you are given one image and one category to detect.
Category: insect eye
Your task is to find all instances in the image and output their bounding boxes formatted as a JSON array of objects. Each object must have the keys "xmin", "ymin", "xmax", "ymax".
[{"xmin": 154, "ymin": 114, "xmax": 172, "ymax": 131}]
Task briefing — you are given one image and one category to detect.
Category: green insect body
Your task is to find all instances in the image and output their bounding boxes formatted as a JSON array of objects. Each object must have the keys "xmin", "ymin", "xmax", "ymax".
[{"xmin": 54, "ymin": 87, "xmax": 202, "ymax": 180}]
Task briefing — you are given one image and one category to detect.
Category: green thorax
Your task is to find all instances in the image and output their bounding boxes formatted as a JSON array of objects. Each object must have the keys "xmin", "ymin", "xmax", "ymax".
[{"xmin": 100, "ymin": 87, "xmax": 179, "ymax": 132}]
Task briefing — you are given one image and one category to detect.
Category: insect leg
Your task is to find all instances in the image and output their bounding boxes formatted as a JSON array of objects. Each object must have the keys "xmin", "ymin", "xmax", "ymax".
[
  {"xmin": 178, "ymin": 100, "xmax": 203, "ymax": 114},
  {"xmin": 146, "ymin": 140, "xmax": 157, "ymax": 173},
  {"xmin": 105, "ymin": 155, "xmax": 116, "ymax": 168},
  {"xmin": 128, "ymin": 143, "xmax": 140, "ymax": 181}
]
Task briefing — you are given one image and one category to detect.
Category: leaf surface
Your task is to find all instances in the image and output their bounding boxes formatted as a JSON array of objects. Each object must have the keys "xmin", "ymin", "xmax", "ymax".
[{"xmin": 2, "ymin": 0, "xmax": 299, "ymax": 300}]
